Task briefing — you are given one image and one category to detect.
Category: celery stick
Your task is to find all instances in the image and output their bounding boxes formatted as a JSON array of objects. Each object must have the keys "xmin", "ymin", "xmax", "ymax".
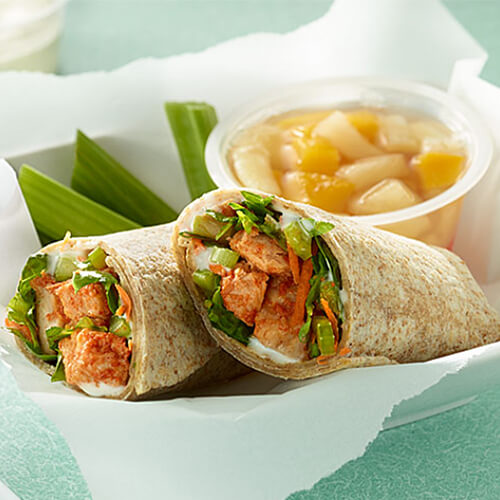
[
  {"xmin": 165, "ymin": 101, "xmax": 218, "ymax": 200},
  {"xmin": 19, "ymin": 165, "xmax": 140, "ymax": 242},
  {"xmin": 72, "ymin": 131, "xmax": 177, "ymax": 225}
]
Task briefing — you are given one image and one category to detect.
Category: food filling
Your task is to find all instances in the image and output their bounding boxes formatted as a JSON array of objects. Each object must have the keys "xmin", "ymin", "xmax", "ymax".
[
  {"xmin": 181, "ymin": 191, "xmax": 348, "ymax": 364},
  {"xmin": 4, "ymin": 242, "xmax": 133, "ymax": 396}
]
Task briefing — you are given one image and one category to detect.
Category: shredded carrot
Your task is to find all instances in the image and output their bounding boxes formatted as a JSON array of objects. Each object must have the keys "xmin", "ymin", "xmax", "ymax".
[
  {"xmin": 316, "ymin": 355, "xmax": 333, "ymax": 365},
  {"xmin": 192, "ymin": 238, "xmax": 205, "ymax": 254},
  {"xmin": 311, "ymin": 240, "xmax": 318, "ymax": 256},
  {"xmin": 209, "ymin": 263, "xmax": 229, "ymax": 277},
  {"xmin": 115, "ymin": 284, "xmax": 133, "ymax": 319},
  {"xmin": 338, "ymin": 347, "xmax": 351, "ymax": 356},
  {"xmin": 291, "ymin": 258, "xmax": 313, "ymax": 326},
  {"xmin": 320, "ymin": 298, "xmax": 339, "ymax": 349},
  {"xmin": 287, "ymin": 243, "xmax": 301, "ymax": 284},
  {"xmin": 116, "ymin": 305, "xmax": 126, "ymax": 316}
]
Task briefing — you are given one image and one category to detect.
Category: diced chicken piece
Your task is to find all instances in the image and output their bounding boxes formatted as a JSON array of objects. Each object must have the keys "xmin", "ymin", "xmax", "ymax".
[
  {"xmin": 254, "ymin": 277, "xmax": 308, "ymax": 361},
  {"xmin": 336, "ymin": 154, "xmax": 409, "ymax": 192},
  {"xmin": 59, "ymin": 329, "xmax": 130, "ymax": 387},
  {"xmin": 50, "ymin": 280, "xmax": 111, "ymax": 327},
  {"xmin": 349, "ymin": 179, "xmax": 421, "ymax": 215},
  {"xmin": 221, "ymin": 263, "xmax": 269, "ymax": 326},
  {"xmin": 230, "ymin": 229, "xmax": 290, "ymax": 275},
  {"xmin": 31, "ymin": 273, "xmax": 68, "ymax": 354},
  {"xmin": 377, "ymin": 114, "xmax": 420, "ymax": 154},
  {"xmin": 313, "ymin": 111, "xmax": 381, "ymax": 160}
]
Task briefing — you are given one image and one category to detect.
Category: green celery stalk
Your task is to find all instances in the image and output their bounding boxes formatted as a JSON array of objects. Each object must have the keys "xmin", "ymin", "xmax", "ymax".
[
  {"xmin": 165, "ymin": 101, "xmax": 218, "ymax": 200},
  {"xmin": 72, "ymin": 130, "xmax": 177, "ymax": 225},
  {"xmin": 19, "ymin": 165, "xmax": 140, "ymax": 242}
]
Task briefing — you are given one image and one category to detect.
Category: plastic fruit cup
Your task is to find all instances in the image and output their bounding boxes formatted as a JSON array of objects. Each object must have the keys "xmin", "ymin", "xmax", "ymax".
[
  {"xmin": 0, "ymin": 0, "xmax": 66, "ymax": 73},
  {"xmin": 205, "ymin": 77, "xmax": 493, "ymax": 249}
]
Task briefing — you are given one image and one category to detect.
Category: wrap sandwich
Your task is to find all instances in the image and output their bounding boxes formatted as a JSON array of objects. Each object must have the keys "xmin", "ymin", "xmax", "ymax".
[
  {"xmin": 3, "ymin": 224, "xmax": 246, "ymax": 399},
  {"xmin": 173, "ymin": 189, "xmax": 500, "ymax": 379}
]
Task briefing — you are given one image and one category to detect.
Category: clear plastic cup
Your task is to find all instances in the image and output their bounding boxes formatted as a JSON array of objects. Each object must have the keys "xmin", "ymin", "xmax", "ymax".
[
  {"xmin": 0, "ymin": 0, "xmax": 66, "ymax": 73},
  {"xmin": 205, "ymin": 77, "xmax": 493, "ymax": 249}
]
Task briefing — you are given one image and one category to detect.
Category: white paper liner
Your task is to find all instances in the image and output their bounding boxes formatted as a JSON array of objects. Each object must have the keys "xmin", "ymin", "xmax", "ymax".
[{"xmin": 1, "ymin": 1, "xmax": 499, "ymax": 498}]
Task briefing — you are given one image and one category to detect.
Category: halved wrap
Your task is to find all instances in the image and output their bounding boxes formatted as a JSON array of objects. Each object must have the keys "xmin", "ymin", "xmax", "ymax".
[
  {"xmin": 4, "ymin": 223, "xmax": 246, "ymax": 399},
  {"xmin": 173, "ymin": 189, "xmax": 500, "ymax": 380}
]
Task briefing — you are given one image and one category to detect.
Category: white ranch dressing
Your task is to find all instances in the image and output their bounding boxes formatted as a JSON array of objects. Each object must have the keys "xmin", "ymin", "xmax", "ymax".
[
  {"xmin": 193, "ymin": 246, "xmax": 213, "ymax": 271},
  {"xmin": 79, "ymin": 382, "xmax": 126, "ymax": 398},
  {"xmin": 339, "ymin": 289, "xmax": 348, "ymax": 305},
  {"xmin": 248, "ymin": 337, "xmax": 299, "ymax": 364},
  {"xmin": 45, "ymin": 247, "xmax": 90, "ymax": 275},
  {"xmin": 272, "ymin": 202, "xmax": 301, "ymax": 229}
]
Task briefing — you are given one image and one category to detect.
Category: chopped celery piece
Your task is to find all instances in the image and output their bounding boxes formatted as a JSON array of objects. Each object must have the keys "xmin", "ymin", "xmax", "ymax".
[
  {"xmin": 72, "ymin": 131, "xmax": 177, "ymax": 225},
  {"xmin": 109, "ymin": 316, "xmax": 131, "ymax": 337},
  {"xmin": 87, "ymin": 247, "xmax": 107, "ymax": 270},
  {"xmin": 51, "ymin": 354, "xmax": 66, "ymax": 382},
  {"xmin": 314, "ymin": 317, "xmax": 336, "ymax": 356},
  {"xmin": 283, "ymin": 220, "xmax": 312, "ymax": 260},
  {"xmin": 210, "ymin": 247, "xmax": 239, "ymax": 268},
  {"xmin": 19, "ymin": 165, "xmax": 140, "ymax": 242},
  {"xmin": 74, "ymin": 317, "xmax": 106, "ymax": 331},
  {"xmin": 309, "ymin": 342, "xmax": 320, "ymax": 358},
  {"xmin": 192, "ymin": 214, "xmax": 226, "ymax": 239},
  {"xmin": 165, "ymin": 102, "xmax": 218, "ymax": 200},
  {"xmin": 192, "ymin": 270, "xmax": 220, "ymax": 296},
  {"xmin": 54, "ymin": 255, "xmax": 78, "ymax": 281}
]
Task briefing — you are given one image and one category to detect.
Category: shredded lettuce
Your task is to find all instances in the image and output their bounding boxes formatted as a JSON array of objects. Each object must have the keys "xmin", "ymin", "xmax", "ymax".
[
  {"xmin": 206, "ymin": 288, "xmax": 251, "ymax": 345},
  {"xmin": 72, "ymin": 270, "xmax": 119, "ymax": 313},
  {"xmin": 6, "ymin": 254, "xmax": 48, "ymax": 353}
]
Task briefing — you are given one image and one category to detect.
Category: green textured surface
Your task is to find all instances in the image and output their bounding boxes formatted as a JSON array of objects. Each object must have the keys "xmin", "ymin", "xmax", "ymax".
[{"xmin": 3, "ymin": 1, "xmax": 500, "ymax": 499}]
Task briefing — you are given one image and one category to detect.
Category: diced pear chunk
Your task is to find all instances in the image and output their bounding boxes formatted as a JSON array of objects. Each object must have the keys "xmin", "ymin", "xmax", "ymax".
[
  {"xmin": 336, "ymin": 154, "xmax": 408, "ymax": 192},
  {"xmin": 349, "ymin": 178, "xmax": 421, "ymax": 215},
  {"xmin": 414, "ymin": 151, "xmax": 464, "ymax": 190},
  {"xmin": 313, "ymin": 111, "xmax": 381, "ymax": 160},
  {"xmin": 410, "ymin": 120, "xmax": 450, "ymax": 145},
  {"xmin": 346, "ymin": 110, "xmax": 379, "ymax": 141},
  {"xmin": 231, "ymin": 146, "xmax": 282, "ymax": 194},
  {"xmin": 278, "ymin": 143, "xmax": 298, "ymax": 171},
  {"xmin": 232, "ymin": 124, "xmax": 282, "ymax": 150},
  {"xmin": 378, "ymin": 114, "xmax": 419, "ymax": 154},
  {"xmin": 421, "ymin": 136, "xmax": 466, "ymax": 155},
  {"xmin": 280, "ymin": 171, "xmax": 309, "ymax": 203},
  {"xmin": 379, "ymin": 215, "xmax": 432, "ymax": 239},
  {"xmin": 275, "ymin": 111, "xmax": 332, "ymax": 129}
]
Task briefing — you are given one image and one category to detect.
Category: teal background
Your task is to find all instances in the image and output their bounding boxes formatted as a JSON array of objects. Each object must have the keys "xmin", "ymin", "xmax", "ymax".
[{"xmin": 2, "ymin": 1, "xmax": 500, "ymax": 499}]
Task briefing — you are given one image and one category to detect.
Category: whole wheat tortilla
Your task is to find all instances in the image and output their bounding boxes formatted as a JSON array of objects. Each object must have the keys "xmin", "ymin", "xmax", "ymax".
[
  {"xmin": 173, "ymin": 189, "xmax": 500, "ymax": 380},
  {"xmin": 16, "ymin": 223, "xmax": 247, "ymax": 399}
]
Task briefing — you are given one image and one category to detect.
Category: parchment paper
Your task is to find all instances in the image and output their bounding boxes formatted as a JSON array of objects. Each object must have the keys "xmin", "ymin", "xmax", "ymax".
[{"xmin": 1, "ymin": 1, "xmax": 500, "ymax": 499}]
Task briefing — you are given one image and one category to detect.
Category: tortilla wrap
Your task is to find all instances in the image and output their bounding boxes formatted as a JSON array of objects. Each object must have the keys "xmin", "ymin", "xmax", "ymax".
[
  {"xmin": 173, "ymin": 189, "xmax": 500, "ymax": 380},
  {"xmin": 14, "ymin": 223, "xmax": 247, "ymax": 399}
]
